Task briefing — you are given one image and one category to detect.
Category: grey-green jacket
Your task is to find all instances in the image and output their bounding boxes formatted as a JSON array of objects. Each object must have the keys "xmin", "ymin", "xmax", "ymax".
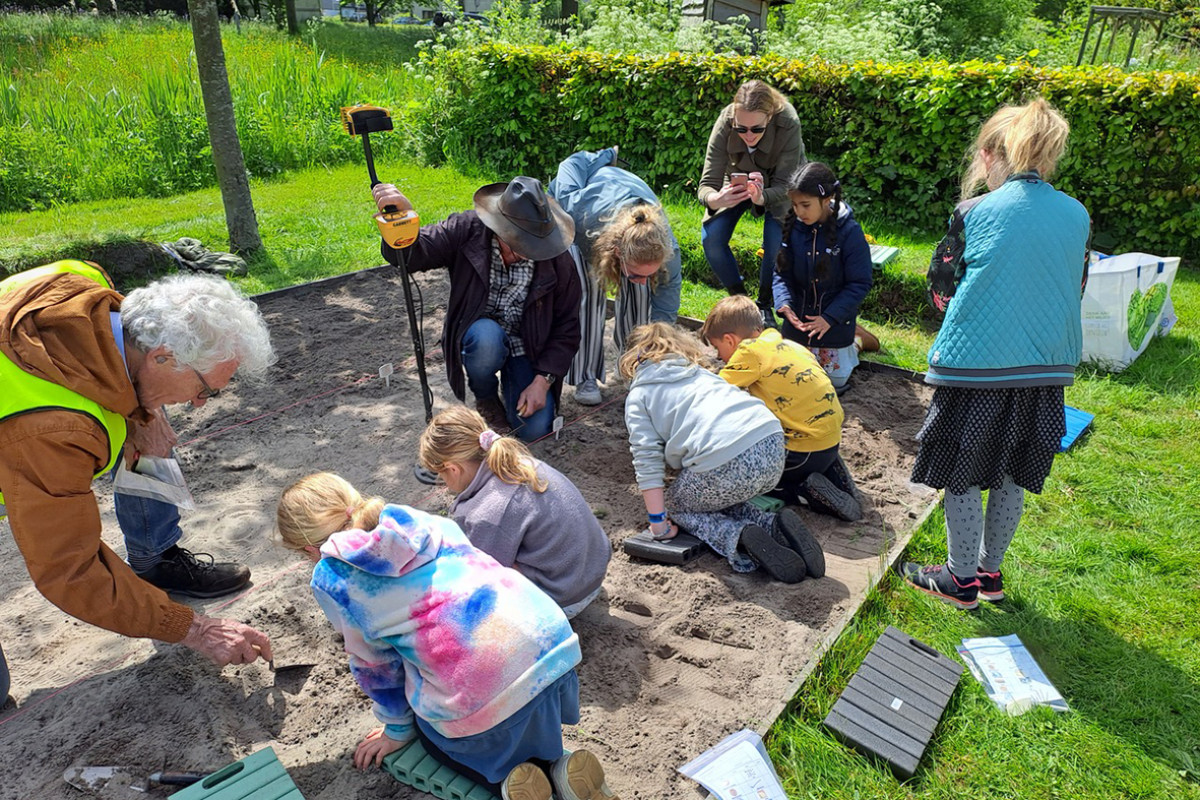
[{"xmin": 697, "ymin": 101, "xmax": 806, "ymax": 224}]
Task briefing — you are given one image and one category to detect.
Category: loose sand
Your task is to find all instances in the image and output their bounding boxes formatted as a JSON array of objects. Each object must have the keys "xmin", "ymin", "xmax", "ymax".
[{"xmin": 0, "ymin": 266, "xmax": 935, "ymax": 800}]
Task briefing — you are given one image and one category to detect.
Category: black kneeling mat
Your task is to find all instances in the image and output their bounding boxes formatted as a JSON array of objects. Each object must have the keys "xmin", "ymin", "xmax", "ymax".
[
  {"xmin": 622, "ymin": 529, "xmax": 707, "ymax": 565},
  {"xmin": 823, "ymin": 626, "xmax": 964, "ymax": 780}
]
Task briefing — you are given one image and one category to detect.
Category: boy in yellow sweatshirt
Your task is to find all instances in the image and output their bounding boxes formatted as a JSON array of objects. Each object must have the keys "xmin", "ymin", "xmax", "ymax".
[{"xmin": 702, "ymin": 295, "xmax": 862, "ymax": 521}]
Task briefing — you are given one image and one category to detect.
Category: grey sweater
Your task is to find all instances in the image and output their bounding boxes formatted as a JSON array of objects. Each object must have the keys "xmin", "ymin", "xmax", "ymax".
[
  {"xmin": 624, "ymin": 358, "xmax": 783, "ymax": 491},
  {"xmin": 450, "ymin": 458, "xmax": 610, "ymax": 608}
]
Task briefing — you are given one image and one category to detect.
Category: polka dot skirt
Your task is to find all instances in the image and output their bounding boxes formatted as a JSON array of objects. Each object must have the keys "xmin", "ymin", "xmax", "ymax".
[{"xmin": 911, "ymin": 385, "xmax": 1065, "ymax": 495}]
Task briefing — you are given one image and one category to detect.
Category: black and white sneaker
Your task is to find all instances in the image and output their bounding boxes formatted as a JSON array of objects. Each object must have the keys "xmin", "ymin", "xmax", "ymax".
[{"xmin": 899, "ymin": 562, "xmax": 981, "ymax": 610}]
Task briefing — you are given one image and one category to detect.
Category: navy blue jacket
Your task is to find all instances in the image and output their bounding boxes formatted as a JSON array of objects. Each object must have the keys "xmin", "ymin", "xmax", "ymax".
[{"xmin": 772, "ymin": 203, "xmax": 873, "ymax": 349}]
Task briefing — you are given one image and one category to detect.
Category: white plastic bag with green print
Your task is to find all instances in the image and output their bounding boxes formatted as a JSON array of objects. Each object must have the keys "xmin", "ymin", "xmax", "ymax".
[{"xmin": 1081, "ymin": 251, "xmax": 1180, "ymax": 372}]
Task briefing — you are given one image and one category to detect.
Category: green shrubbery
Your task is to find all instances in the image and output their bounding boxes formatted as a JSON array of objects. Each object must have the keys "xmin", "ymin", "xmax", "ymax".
[{"xmin": 413, "ymin": 45, "xmax": 1200, "ymax": 260}]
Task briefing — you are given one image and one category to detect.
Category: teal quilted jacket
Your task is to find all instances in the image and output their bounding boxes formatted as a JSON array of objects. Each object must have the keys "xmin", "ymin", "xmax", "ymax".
[{"xmin": 926, "ymin": 174, "xmax": 1089, "ymax": 387}]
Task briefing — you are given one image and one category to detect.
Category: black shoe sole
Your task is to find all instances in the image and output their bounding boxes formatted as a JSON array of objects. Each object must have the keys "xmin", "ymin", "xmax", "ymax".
[
  {"xmin": 802, "ymin": 473, "xmax": 863, "ymax": 522},
  {"xmin": 146, "ymin": 576, "xmax": 252, "ymax": 599},
  {"xmin": 775, "ymin": 508, "xmax": 826, "ymax": 578},
  {"xmin": 740, "ymin": 524, "xmax": 806, "ymax": 583}
]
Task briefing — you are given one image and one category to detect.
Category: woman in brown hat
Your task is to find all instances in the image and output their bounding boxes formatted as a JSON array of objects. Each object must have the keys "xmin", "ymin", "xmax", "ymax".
[{"xmin": 372, "ymin": 177, "xmax": 581, "ymax": 443}]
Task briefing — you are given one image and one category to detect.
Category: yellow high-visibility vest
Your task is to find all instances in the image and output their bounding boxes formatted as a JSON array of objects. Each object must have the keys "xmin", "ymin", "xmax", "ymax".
[{"xmin": 0, "ymin": 261, "xmax": 127, "ymax": 510}]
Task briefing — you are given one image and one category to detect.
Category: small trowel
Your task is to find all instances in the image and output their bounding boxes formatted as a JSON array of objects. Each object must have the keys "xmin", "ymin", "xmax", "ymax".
[
  {"xmin": 268, "ymin": 657, "xmax": 316, "ymax": 693},
  {"xmin": 63, "ymin": 765, "xmax": 208, "ymax": 794}
]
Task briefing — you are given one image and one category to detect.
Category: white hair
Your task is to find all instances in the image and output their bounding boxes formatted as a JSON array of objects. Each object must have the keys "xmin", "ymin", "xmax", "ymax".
[{"xmin": 121, "ymin": 273, "xmax": 276, "ymax": 381}]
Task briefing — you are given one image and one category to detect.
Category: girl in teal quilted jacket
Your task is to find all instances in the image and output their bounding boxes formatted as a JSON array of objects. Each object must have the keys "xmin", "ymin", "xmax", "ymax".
[{"xmin": 901, "ymin": 98, "xmax": 1090, "ymax": 611}]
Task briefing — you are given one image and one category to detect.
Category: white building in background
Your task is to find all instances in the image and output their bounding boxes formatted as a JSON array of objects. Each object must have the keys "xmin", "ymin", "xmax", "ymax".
[{"xmin": 313, "ymin": 0, "xmax": 495, "ymax": 21}]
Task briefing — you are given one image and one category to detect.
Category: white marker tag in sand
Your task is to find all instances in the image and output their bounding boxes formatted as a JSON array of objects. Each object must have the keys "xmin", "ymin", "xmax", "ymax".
[
  {"xmin": 379, "ymin": 363, "xmax": 394, "ymax": 388},
  {"xmin": 552, "ymin": 415, "xmax": 564, "ymax": 440}
]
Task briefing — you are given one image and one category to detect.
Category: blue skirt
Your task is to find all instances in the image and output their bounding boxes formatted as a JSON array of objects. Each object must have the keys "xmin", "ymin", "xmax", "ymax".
[{"xmin": 415, "ymin": 670, "xmax": 580, "ymax": 785}]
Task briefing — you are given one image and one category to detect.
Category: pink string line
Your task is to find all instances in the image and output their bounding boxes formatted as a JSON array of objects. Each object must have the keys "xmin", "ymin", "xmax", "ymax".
[
  {"xmin": 178, "ymin": 374, "xmax": 377, "ymax": 448},
  {"xmin": 0, "ymin": 651, "xmax": 136, "ymax": 729}
]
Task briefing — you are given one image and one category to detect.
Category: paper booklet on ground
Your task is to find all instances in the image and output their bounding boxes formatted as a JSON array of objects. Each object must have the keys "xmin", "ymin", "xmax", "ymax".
[
  {"xmin": 113, "ymin": 455, "xmax": 196, "ymax": 510},
  {"xmin": 679, "ymin": 729, "xmax": 787, "ymax": 800},
  {"xmin": 957, "ymin": 634, "xmax": 1068, "ymax": 716}
]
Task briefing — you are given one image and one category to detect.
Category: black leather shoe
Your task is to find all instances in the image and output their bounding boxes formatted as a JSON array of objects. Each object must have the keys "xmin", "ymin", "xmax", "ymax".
[{"xmin": 138, "ymin": 546, "xmax": 251, "ymax": 599}]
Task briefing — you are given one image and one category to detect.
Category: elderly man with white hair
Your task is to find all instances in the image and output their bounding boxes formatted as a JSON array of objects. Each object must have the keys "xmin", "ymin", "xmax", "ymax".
[{"xmin": 0, "ymin": 261, "xmax": 277, "ymax": 700}]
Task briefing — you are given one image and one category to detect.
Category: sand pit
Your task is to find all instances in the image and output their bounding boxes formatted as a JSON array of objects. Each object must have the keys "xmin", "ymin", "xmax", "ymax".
[{"xmin": 0, "ymin": 266, "xmax": 936, "ymax": 800}]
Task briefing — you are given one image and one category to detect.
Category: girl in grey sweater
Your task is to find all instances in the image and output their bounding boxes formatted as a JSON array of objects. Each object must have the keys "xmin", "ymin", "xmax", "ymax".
[{"xmin": 418, "ymin": 406, "xmax": 611, "ymax": 618}]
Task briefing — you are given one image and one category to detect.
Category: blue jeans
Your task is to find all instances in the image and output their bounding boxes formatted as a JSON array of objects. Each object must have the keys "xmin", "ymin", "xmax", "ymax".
[
  {"xmin": 115, "ymin": 488, "xmax": 183, "ymax": 572},
  {"xmin": 461, "ymin": 318, "xmax": 555, "ymax": 443},
  {"xmin": 701, "ymin": 201, "xmax": 783, "ymax": 301}
]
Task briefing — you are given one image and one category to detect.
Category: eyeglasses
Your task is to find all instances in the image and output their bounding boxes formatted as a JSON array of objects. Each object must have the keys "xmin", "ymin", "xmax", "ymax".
[
  {"xmin": 191, "ymin": 367, "xmax": 220, "ymax": 400},
  {"xmin": 733, "ymin": 125, "xmax": 767, "ymax": 135}
]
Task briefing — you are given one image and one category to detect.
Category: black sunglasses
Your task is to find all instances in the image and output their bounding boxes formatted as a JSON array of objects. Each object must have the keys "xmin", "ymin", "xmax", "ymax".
[{"xmin": 733, "ymin": 125, "xmax": 767, "ymax": 134}]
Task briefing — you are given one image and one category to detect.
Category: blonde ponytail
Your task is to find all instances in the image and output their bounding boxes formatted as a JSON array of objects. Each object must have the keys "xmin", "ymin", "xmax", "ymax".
[
  {"xmin": 961, "ymin": 98, "xmax": 1070, "ymax": 199},
  {"xmin": 592, "ymin": 204, "xmax": 672, "ymax": 292},
  {"xmin": 418, "ymin": 405, "xmax": 547, "ymax": 492},
  {"xmin": 276, "ymin": 472, "xmax": 384, "ymax": 551}
]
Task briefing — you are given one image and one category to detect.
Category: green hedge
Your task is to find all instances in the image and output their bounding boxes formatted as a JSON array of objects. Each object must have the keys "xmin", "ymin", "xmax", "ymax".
[{"xmin": 413, "ymin": 46, "xmax": 1200, "ymax": 261}]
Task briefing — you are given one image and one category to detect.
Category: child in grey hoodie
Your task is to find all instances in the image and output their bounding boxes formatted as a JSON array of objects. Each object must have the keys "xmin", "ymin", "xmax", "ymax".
[
  {"xmin": 619, "ymin": 323, "xmax": 825, "ymax": 583},
  {"xmin": 419, "ymin": 406, "xmax": 611, "ymax": 618}
]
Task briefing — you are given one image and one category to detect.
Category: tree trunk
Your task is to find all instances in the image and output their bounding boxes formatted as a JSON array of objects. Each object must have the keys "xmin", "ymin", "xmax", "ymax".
[
  {"xmin": 285, "ymin": 0, "xmax": 299, "ymax": 34},
  {"xmin": 187, "ymin": 0, "xmax": 263, "ymax": 255},
  {"xmin": 366, "ymin": 0, "xmax": 377, "ymax": 26}
]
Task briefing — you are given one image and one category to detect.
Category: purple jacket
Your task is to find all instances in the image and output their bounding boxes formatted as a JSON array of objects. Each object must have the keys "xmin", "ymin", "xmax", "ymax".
[{"xmin": 382, "ymin": 211, "xmax": 582, "ymax": 402}]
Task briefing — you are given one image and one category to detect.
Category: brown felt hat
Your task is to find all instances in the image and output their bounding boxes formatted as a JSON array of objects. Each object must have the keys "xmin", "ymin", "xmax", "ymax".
[{"xmin": 473, "ymin": 177, "xmax": 575, "ymax": 261}]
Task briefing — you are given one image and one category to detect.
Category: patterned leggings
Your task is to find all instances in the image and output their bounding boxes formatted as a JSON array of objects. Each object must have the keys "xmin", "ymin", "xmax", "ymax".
[
  {"xmin": 944, "ymin": 475, "xmax": 1025, "ymax": 578},
  {"xmin": 668, "ymin": 433, "xmax": 785, "ymax": 572}
]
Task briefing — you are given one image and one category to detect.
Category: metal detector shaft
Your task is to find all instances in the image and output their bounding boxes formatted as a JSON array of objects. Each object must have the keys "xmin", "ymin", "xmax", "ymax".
[
  {"xmin": 361, "ymin": 133, "xmax": 381, "ymax": 187},
  {"xmin": 393, "ymin": 246, "xmax": 433, "ymax": 424}
]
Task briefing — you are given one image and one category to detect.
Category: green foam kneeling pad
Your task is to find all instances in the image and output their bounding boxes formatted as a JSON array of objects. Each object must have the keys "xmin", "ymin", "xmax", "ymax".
[{"xmin": 382, "ymin": 738, "xmax": 499, "ymax": 800}]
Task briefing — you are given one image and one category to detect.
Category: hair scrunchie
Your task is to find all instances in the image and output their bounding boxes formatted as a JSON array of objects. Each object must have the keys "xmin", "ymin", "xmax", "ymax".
[{"xmin": 479, "ymin": 429, "xmax": 502, "ymax": 452}]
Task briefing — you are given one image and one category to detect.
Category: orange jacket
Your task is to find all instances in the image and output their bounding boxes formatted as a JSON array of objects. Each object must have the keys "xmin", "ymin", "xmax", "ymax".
[{"xmin": 0, "ymin": 269, "xmax": 193, "ymax": 643}]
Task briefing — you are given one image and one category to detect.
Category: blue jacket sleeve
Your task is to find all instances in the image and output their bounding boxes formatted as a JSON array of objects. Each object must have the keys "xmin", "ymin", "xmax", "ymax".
[
  {"xmin": 772, "ymin": 248, "xmax": 794, "ymax": 312},
  {"xmin": 822, "ymin": 222, "xmax": 873, "ymax": 325},
  {"xmin": 312, "ymin": 582, "xmax": 415, "ymax": 743}
]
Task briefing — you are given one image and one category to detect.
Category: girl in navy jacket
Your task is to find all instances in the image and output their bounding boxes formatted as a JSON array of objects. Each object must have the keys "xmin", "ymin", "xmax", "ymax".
[{"xmin": 772, "ymin": 162, "xmax": 873, "ymax": 391}]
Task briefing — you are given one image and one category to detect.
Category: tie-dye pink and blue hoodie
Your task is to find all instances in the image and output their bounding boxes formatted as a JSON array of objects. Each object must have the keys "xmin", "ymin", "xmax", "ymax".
[{"xmin": 311, "ymin": 504, "xmax": 582, "ymax": 743}]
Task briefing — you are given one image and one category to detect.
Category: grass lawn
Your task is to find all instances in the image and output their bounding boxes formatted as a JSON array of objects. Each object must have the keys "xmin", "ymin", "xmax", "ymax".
[{"xmin": 3, "ymin": 161, "xmax": 1198, "ymax": 798}]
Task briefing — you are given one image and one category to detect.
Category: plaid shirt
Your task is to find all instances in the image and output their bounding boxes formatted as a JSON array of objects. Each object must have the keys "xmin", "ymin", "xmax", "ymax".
[{"xmin": 485, "ymin": 239, "xmax": 533, "ymax": 357}]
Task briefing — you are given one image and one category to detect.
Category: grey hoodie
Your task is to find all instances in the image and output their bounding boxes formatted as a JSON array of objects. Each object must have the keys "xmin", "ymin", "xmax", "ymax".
[
  {"xmin": 450, "ymin": 458, "xmax": 610, "ymax": 607},
  {"xmin": 624, "ymin": 358, "xmax": 782, "ymax": 491}
]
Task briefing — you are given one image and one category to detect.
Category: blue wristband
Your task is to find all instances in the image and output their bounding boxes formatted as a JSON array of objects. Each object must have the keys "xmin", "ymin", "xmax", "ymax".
[{"xmin": 648, "ymin": 511, "xmax": 667, "ymax": 524}]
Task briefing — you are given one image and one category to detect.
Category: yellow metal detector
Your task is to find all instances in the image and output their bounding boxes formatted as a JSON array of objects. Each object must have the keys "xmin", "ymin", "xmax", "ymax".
[
  {"xmin": 340, "ymin": 105, "xmax": 421, "ymax": 248},
  {"xmin": 341, "ymin": 105, "xmax": 438, "ymax": 484}
]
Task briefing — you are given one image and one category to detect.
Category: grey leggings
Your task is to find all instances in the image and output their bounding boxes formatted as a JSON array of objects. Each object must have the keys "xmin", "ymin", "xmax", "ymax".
[{"xmin": 944, "ymin": 476, "xmax": 1025, "ymax": 579}]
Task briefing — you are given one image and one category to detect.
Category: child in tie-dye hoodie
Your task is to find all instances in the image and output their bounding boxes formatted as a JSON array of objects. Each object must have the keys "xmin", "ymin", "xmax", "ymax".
[{"xmin": 276, "ymin": 473, "xmax": 619, "ymax": 800}]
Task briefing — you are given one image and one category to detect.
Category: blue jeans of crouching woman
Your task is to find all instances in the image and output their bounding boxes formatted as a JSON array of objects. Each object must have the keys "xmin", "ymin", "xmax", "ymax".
[
  {"xmin": 701, "ymin": 200, "xmax": 783, "ymax": 303},
  {"xmin": 668, "ymin": 432, "xmax": 786, "ymax": 572}
]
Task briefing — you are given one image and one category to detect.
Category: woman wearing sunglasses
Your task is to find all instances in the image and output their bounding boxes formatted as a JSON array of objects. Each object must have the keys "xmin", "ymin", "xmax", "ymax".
[{"xmin": 698, "ymin": 80, "xmax": 806, "ymax": 326}]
